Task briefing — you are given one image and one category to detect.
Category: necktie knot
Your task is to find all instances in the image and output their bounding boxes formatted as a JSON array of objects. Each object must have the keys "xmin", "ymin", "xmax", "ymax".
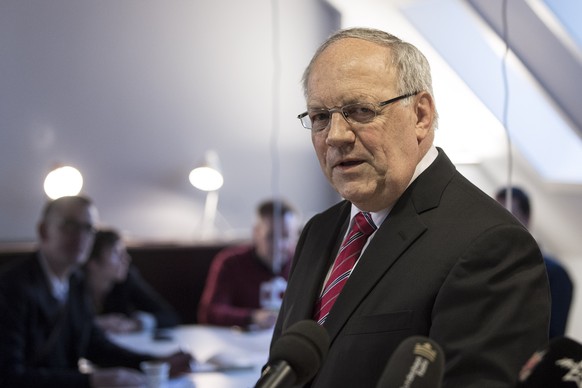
[{"xmin": 354, "ymin": 212, "xmax": 377, "ymax": 237}]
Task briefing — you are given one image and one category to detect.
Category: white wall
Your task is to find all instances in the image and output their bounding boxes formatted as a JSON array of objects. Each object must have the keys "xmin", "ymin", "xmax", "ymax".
[{"xmin": 0, "ymin": 0, "xmax": 340, "ymax": 242}]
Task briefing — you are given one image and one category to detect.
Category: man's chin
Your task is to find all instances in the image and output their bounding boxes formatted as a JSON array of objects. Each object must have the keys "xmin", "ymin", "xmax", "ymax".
[{"xmin": 337, "ymin": 187, "xmax": 372, "ymax": 207}]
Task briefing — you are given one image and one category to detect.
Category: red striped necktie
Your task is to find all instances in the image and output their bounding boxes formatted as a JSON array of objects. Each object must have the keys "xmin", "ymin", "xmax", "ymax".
[{"xmin": 314, "ymin": 212, "xmax": 377, "ymax": 325}]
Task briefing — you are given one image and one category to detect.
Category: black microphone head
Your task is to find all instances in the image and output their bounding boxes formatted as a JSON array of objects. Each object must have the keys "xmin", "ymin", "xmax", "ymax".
[
  {"xmin": 517, "ymin": 336, "xmax": 582, "ymax": 387},
  {"xmin": 376, "ymin": 336, "xmax": 444, "ymax": 388},
  {"xmin": 269, "ymin": 320, "xmax": 330, "ymax": 385}
]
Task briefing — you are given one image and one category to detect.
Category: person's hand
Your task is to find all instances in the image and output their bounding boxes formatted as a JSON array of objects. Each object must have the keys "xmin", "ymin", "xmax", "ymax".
[
  {"xmin": 95, "ymin": 313, "xmax": 141, "ymax": 333},
  {"xmin": 90, "ymin": 367, "xmax": 145, "ymax": 388},
  {"xmin": 251, "ymin": 308, "xmax": 279, "ymax": 329},
  {"xmin": 160, "ymin": 350, "xmax": 195, "ymax": 377}
]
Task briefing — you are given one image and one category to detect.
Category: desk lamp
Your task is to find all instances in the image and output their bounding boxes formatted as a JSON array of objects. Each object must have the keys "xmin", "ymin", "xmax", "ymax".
[{"xmin": 189, "ymin": 150, "xmax": 224, "ymax": 239}]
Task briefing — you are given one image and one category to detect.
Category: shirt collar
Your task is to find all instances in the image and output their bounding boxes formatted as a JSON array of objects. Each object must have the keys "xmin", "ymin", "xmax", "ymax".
[
  {"xmin": 350, "ymin": 145, "xmax": 438, "ymax": 227},
  {"xmin": 38, "ymin": 252, "xmax": 70, "ymax": 303}
]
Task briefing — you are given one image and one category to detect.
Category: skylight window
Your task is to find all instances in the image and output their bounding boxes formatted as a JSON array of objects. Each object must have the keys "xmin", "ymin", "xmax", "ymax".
[{"xmin": 402, "ymin": 0, "xmax": 582, "ymax": 184}]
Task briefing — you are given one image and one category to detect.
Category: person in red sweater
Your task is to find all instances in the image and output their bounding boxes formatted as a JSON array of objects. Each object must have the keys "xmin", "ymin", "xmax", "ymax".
[{"xmin": 197, "ymin": 199, "xmax": 300, "ymax": 330}]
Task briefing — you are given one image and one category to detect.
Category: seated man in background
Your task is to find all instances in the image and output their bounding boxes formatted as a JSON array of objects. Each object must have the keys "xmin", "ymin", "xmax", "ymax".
[
  {"xmin": 0, "ymin": 195, "xmax": 192, "ymax": 388},
  {"xmin": 197, "ymin": 199, "xmax": 300, "ymax": 330},
  {"xmin": 496, "ymin": 186, "xmax": 574, "ymax": 338},
  {"xmin": 84, "ymin": 228, "xmax": 180, "ymax": 334}
]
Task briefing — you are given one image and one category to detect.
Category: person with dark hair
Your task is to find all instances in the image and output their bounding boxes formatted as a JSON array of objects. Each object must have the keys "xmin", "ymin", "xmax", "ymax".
[
  {"xmin": 197, "ymin": 199, "xmax": 300, "ymax": 330},
  {"xmin": 495, "ymin": 186, "xmax": 531, "ymax": 226},
  {"xmin": 84, "ymin": 228, "xmax": 180, "ymax": 333},
  {"xmin": 496, "ymin": 186, "xmax": 574, "ymax": 338},
  {"xmin": 0, "ymin": 196, "xmax": 192, "ymax": 388},
  {"xmin": 271, "ymin": 27, "xmax": 550, "ymax": 387}
]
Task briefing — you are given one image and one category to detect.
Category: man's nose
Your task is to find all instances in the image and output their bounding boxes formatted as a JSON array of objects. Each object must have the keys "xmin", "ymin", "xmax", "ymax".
[{"xmin": 326, "ymin": 111, "xmax": 355, "ymax": 146}]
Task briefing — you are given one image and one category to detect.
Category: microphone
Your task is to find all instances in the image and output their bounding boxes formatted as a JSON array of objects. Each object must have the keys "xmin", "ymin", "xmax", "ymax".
[
  {"xmin": 255, "ymin": 320, "xmax": 330, "ymax": 388},
  {"xmin": 376, "ymin": 336, "xmax": 444, "ymax": 388},
  {"xmin": 517, "ymin": 336, "xmax": 582, "ymax": 387}
]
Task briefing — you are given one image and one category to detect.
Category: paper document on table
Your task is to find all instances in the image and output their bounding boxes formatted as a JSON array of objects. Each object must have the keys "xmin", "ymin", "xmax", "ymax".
[
  {"xmin": 168, "ymin": 375, "xmax": 195, "ymax": 387},
  {"xmin": 192, "ymin": 352, "xmax": 255, "ymax": 373}
]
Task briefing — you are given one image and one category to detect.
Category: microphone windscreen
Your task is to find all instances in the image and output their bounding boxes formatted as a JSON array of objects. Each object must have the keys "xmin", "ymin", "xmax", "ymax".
[
  {"xmin": 269, "ymin": 320, "xmax": 330, "ymax": 384},
  {"xmin": 376, "ymin": 336, "xmax": 444, "ymax": 388},
  {"xmin": 517, "ymin": 336, "xmax": 582, "ymax": 387}
]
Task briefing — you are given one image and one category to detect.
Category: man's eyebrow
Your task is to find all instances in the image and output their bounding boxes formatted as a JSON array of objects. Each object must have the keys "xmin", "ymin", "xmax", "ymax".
[
  {"xmin": 306, "ymin": 103, "xmax": 342, "ymax": 112},
  {"xmin": 307, "ymin": 95, "xmax": 370, "ymax": 110}
]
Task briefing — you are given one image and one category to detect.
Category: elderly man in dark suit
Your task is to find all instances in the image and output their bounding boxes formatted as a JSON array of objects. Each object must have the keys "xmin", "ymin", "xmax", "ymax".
[
  {"xmin": 271, "ymin": 27, "xmax": 550, "ymax": 387},
  {"xmin": 0, "ymin": 195, "xmax": 192, "ymax": 388}
]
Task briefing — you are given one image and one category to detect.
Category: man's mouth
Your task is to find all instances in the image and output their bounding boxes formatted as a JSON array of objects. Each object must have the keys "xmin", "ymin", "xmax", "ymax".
[{"xmin": 336, "ymin": 159, "xmax": 364, "ymax": 168}]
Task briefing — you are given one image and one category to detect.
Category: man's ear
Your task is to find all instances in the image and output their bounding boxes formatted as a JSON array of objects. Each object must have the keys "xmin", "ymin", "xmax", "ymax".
[
  {"xmin": 414, "ymin": 91, "xmax": 435, "ymax": 142},
  {"xmin": 251, "ymin": 222, "xmax": 261, "ymax": 242}
]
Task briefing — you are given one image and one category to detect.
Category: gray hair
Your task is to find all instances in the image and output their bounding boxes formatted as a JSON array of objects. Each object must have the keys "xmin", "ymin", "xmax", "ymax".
[{"xmin": 301, "ymin": 27, "xmax": 438, "ymax": 127}]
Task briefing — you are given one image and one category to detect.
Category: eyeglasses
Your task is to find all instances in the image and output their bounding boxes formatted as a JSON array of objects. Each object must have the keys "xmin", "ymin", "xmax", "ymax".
[
  {"xmin": 57, "ymin": 219, "xmax": 96, "ymax": 235},
  {"xmin": 297, "ymin": 92, "xmax": 418, "ymax": 132}
]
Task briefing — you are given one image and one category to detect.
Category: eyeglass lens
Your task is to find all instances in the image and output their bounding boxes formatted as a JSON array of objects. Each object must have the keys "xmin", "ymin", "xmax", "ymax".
[
  {"xmin": 307, "ymin": 103, "xmax": 376, "ymax": 131},
  {"xmin": 58, "ymin": 219, "xmax": 95, "ymax": 234}
]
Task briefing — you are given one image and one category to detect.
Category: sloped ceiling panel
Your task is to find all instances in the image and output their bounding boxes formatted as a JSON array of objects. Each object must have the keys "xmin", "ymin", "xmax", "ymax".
[
  {"xmin": 467, "ymin": 0, "xmax": 582, "ymax": 140},
  {"xmin": 401, "ymin": 0, "xmax": 582, "ymax": 184}
]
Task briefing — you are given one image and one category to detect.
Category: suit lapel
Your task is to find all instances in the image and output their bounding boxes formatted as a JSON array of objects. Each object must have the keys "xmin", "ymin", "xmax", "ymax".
[
  {"xmin": 323, "ymin": 198, "xmax": 427, "ymax": 340},
  {"xmin": 281, "ymin": 202, "xmax": 350, "ymax": 327},
  {"xmin": 29, "ymin": 254, "xmax": 64, "ymax": 320}
]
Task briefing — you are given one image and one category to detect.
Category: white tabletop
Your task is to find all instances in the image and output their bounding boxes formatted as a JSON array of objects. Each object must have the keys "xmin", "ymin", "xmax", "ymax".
[{"xmin": 108, "ymin": 325, "xmax": 273, "ymax": 388}]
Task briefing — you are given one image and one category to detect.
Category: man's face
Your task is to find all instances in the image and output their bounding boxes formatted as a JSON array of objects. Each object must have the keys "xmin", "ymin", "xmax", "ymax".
[
  {"xmin": 39, "ymin": 201, "xmax": 98, "ymax": 271},
  {"xmin": 253, "ymin": 213, "xmax": 299, "ymax": 270},
  {"xmin": 306, "ymin": 38, "xmax": 433, "ymax": 211}
]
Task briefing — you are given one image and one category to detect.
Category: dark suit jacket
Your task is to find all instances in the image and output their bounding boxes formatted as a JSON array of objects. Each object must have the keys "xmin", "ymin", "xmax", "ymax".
[
  {"xmin": 272, "ymin": 149, "xmax": 550, "ymax": 388},
  {"xmin": 0, "ymin": 253, "xmax": 152, "ymax": 388}
]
